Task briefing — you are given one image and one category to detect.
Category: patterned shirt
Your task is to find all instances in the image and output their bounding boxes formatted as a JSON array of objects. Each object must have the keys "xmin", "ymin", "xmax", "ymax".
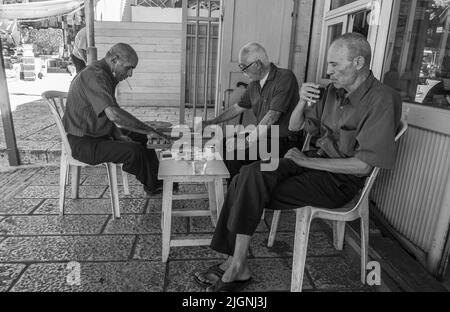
[{"xmin": 63, "ymin": 59, "xmax": 119, "ymax": 138}]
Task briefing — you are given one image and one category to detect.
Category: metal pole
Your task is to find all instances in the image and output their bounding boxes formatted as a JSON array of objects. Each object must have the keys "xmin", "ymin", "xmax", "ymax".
[
  {"xmin": 179, "ymin": 0, "xmax": 188, "ymax": 124},
  {"xmin": 203, "ymin": 2, "xmax": 211, "ymax": 121},
  {"xmin": 192, "ymin": 0, "xmax": 200, "ymax": 129},
  {"xmin": 84, "ymin": 0, "xmax": 97, "ymax": 65},
  {"xmin": 0, "ymin": 40, "xmax": 20, "ymax": 166}
]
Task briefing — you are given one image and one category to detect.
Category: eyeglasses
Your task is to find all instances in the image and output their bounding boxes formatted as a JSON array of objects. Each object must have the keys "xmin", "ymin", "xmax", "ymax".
[{"xmin": 238, "ymin": 60, "xmax": 258, "ymax": 72}]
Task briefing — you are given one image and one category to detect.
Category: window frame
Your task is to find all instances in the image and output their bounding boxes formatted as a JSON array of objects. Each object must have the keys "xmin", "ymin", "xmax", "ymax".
[{"xmin": 317, "ymin": 0, "xmax": 393, "ymax": 84}]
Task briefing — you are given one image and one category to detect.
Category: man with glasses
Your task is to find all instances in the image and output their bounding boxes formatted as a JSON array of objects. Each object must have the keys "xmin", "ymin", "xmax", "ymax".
[
  {"xmin": 194, "ymin": 33, "xmax": 402, "ymax": 292},
  {"xmin": 203, "ymin": 42, "xmax": 300, "ymax": 181},
  {"xmin": 63, "ymin": 43, "xmax": 172, "ymax": 195}
]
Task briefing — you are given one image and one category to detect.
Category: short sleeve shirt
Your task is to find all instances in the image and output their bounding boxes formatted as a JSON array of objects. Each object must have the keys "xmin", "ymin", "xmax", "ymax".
[
  {"xmin": 237, "ymin": 63, "xmax": 299, "ymax": 138},
  {"xmin": 63, "ymin": 59, "xmax": 119, "ymax": 138},
  {"xmin": 303, "ymin": 72, "xmax": 402, "ymax": 169}
]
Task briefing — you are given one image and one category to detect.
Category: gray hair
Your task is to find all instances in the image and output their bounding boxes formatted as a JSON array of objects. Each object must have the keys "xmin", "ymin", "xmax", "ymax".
[
  {"xmin": 239, "ymin": 42, "xmax": 270, "ymax": 67},
  {"xmin": 106, "ymin": 43, "xmax": 138, "ymax": 62},
  {"xmin": 331, "ymin": 33, "xmax": 372, "ymax": 66}
]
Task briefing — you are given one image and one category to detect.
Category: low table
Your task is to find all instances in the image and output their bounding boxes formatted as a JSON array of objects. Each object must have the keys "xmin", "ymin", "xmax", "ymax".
[{"xmin": 157, "ymin": 158, "xmax": 229, "ymax": 262}]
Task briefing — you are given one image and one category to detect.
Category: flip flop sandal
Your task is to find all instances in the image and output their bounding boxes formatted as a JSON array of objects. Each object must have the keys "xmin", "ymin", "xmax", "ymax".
[
  {"xmin": 206, "ymin": 277, "xmax": 253, "ymax": 292},
  {"xmin": 193, "ymin": 263, "xmax": 225, "ymax": 287}
]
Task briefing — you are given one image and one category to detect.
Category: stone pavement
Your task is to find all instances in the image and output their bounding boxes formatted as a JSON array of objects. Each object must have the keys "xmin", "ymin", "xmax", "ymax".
[{"xmin": 0, "ymin": 165, "xmax": 376, "ymax": 292}]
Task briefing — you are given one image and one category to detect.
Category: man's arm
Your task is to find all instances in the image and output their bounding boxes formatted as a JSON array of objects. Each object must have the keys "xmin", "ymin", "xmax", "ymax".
[
  {"xmin": 205, "ymin": 103, "xmax": 247, "ymax": 126},
  {"xmin": 246, "ymin": 110, "xmax": 282, "ymax": 143},
  {"xmin": 105, "ymin": 106, "xmax": 171, "ymax": 140},
  {"xmin": 285, "ymin": 148, "xmax": 372, "ymax": 176},
  {"xmin": 289, "ymin": 83, "xmax": 322, "ymax": 132}
]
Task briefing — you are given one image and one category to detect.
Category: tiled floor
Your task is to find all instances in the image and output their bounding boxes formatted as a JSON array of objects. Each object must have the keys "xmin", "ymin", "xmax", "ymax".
[{"xmin": 0, "ymin": 166, "xmax": 375, "ymax": 292}]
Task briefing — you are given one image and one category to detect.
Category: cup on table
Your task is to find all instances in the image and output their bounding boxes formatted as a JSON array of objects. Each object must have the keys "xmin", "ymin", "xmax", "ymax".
[
  {"xmin": 204, "ymin": 146, "xmax": 215, "ymax": 161},
  {"xmin": 192, "ymin": 158, "xmax": 208, "ymax": 174}
]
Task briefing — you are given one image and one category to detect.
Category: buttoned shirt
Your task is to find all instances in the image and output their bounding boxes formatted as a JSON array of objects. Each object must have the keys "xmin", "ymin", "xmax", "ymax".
[
  {"xmin": 303, "ymin": 72, "xmax": 402, "ymax": 169},
  {"xmin": 238, "ymin": 63, "xmax": 299, "ymax": 138},
  {"xmin": 63, "ymin": 59, "xmax": 119, "ymax": 138}
]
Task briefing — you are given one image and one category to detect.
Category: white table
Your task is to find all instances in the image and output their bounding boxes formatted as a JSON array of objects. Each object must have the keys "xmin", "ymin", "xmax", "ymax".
[{"xmin": 157, "ymin": 158, "xmax": 229, "ymax": 262}]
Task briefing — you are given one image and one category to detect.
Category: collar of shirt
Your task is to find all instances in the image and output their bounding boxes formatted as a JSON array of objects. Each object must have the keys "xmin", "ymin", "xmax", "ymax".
[
  {"xmin": 259, "ymin": 71, "xmax": 269, "ymax": 88},
  {"xmin": 346, "ymin": 71, "xmax": 376, "ymax": 106},
  {"xmin": 97, "ymin": 58, "xmax": 118, "ymax": 87}
]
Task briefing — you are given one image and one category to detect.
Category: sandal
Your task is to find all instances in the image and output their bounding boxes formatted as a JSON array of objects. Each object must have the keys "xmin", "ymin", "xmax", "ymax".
[
  {"xmin": 193, "ymin": 263, "xmax": 225, "ymax": 287},
  {"xmin": 206, "ymin": 277, "xmax": 253, "ymax": 292}
]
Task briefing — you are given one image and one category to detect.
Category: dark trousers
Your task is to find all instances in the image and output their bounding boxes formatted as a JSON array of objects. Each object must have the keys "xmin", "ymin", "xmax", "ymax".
[
  {"xmin": 210, "ymin": 158, "xmax": 365, "ymax": 255},
  {"xmin": 67, "ymin": 132, "xmax": 161, "ymax": 191},
  {"xmin": 70, "ymin": 54, "xmax": 86, "ymax": 73},
  {"xmin": 220, "ymin": 136, "xmax": 294, "ymax": 182}
]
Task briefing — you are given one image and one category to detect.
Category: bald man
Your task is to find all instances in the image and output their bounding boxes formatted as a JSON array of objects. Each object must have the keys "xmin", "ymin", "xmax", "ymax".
[
  {"xmin": 203, "ymin": 42, "xmax": 300, "ymax": 182},
  {"xmin": 63, "ymin": 43, "xmax": 171, "ymax": 195},
  {"xmin": 194, "ymin": 33, "xmax": 402, "ymax": 292}
]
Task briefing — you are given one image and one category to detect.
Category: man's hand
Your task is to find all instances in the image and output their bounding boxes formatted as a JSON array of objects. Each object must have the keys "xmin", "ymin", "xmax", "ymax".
[
  {"xmin": 147, "ymin": 132, "xmax": 173, "ymax": 145},
  {"xmin": 300, "ymin": 83, "xmax": 322, "ymax": 106},
  {"xmin": 284, "ymin": 148, "xmax": 308, "ymax": 166}
]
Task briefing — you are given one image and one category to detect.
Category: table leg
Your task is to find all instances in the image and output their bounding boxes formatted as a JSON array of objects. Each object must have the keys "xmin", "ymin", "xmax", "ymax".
[
  {"xmin": 161, "ymin": 179, "xmax": 173, "ymax": 263},
  {"xmin": 208, "ymin": 178, "xmax": 225, "ymax": 227}
]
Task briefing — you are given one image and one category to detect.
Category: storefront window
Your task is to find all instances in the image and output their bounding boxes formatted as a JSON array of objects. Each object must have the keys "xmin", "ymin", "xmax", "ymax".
[
  {"xmin": 383, "ymin": 0, "xmax": 450, "ymax": 110},
  {"xmin": 330, "ymin": 0, "xmax": 359, "ymax": 10}
]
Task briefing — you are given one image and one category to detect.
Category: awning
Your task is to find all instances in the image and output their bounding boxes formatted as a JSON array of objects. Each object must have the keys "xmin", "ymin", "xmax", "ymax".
[{"xmin": 0, "ymin": 0, "xmax": 84, "ymax": 21}]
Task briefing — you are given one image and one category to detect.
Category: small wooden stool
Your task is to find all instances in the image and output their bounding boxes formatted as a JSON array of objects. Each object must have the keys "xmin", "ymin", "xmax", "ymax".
[{"xmin": 157, "ymin": 158, "xmax": 229, "ymax": 262}]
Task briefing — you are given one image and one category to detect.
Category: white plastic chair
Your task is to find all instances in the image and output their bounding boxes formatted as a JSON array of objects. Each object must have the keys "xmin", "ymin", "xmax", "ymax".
[
  {"xmin": 267, "ymin": 119, "xmax": 408, "ymax": 292},
  {"xmin": 42, "ymin": 91, "xmax": 130, "ymax": 219}
]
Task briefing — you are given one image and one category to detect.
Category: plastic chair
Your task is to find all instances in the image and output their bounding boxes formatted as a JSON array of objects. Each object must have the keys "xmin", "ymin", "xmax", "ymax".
[
  {"xmin": 42, "ymin": 91, "xmax": 130, "ymax": 219},
  {"xmin": 267, "ymin": 119, "xmax": 408, "ymax": 292}
]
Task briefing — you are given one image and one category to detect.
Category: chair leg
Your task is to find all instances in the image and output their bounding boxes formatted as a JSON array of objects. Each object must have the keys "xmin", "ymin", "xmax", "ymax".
[
  {"xmin": 360, "ymin": 210, "xmax": 369, "ymax": 284},
  {"xmin": 291, "ymin": 208, "xmax": 312, "ymax": 292},
  {"xmin": 121, "ymin": 165, "xmax": 130, "ymax": 195},
  {"xmin": 267, "ymin": 210, "xmax": 281, "ymax": 247},
  {"xmin": 106, "ymin": 163, "xmax": 121, "ymax": 219},
  {"xmin": 161, "ymin": 180, "xmax": 173, "ymax": 263},
  {"xmin": 71, "ymin": 165, "xmax": 81, "ymax": 199},
  {"xmin": 333, "ymin": 221, "xmax": 346, "ymax": 250},
  {"xmin": 59, "ymin": 156, "xmax": 69, "ymax": 216}
]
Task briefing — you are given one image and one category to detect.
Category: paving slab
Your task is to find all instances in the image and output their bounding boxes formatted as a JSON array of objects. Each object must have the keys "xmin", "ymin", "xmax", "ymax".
[
  {"xmin": 190, "ymin": 216, "xmax": 269, "ymax": 234},
  {"xmin": 0, "ymin": 263, "xmax": 27, "ymax": 292},
  {"xmin": 34, "ymin": 198, "xmax": 147, "ymax": 215},
  {"xmin": 102, "ymin": 185, "xmax": 148, "ymax": 198},
  {"xmin": 251, "ymin": 231, "xmax": 340, "ymax": 258},
  {"xmin": 264, "ymin": 211, "xmax": 326, "ymax": 233},
  {"xmin": 0, "ymin": 199, "xmax": 43, "ymax": 215},
  {"xmin": 0, "ymin": 235, "xmax": 135, "ymax": 262},
  {"xmin": 28, "ymin": 173, "xmax": 72, "ymax": 186},
  {"xmin": 245, "ymin": 258, "xmax": 313, "ymax": 291},
  {"xmin": 305, "ymin": 256, "xmax": 366, "ymax": 290},
  {"xmin": 0, "ymin": 215, "xmax": 108, "ymax": 236},
  {"xmin": 14, "ymin": 185, "xmax": 107, "ymax": 199},
  {"xmin": 147, "ymin": 198, "xmax": 209, "ymax": 213},
  {"xmin": 82, "ymin": 174, "xmax": 141, "ymax": 186},
  {"xmin": 103, "ymin": 213, "xmax": 188, "ymax": 235},
  {"xmin": 10, "ymin": 261, "xmax": 166, "ymax": 292},
  {"xmin": 133, "ymin": 234, "xmax": 227, "ymax": 261}
]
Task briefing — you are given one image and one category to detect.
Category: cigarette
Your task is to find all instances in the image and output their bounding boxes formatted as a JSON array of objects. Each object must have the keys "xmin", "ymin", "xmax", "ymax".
[{"xmin": 125, "ymin": 79, "xmax": 132, "ymax": 90}]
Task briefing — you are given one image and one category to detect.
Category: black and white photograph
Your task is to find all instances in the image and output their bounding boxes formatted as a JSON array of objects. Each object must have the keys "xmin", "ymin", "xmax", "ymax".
[{"xmin": 0, "ymin": 0, "xmax": 449, "ymax": 298}]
